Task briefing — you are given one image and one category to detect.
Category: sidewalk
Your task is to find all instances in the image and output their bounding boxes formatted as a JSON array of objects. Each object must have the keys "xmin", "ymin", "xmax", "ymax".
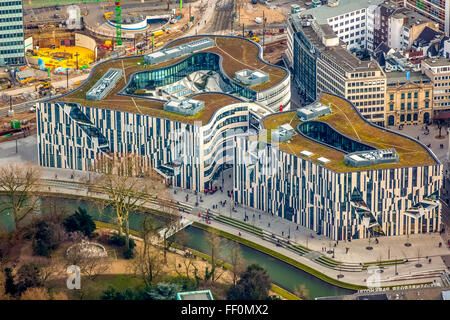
[
  {"xmin": 1, "ymin": 135, "xmax": 450, "ymax": 287},
  {"xmin": 33, "ymin": 174, "xmax": 449, "ymax": 288}
]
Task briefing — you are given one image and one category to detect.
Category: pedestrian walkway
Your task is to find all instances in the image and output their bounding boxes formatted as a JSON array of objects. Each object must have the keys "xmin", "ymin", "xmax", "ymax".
[
  {"xmin": 2, "ymin": 134, "xmax": 450, "ymax": 288},
  {"xmin": 11, "ymin": 167, "xmax": 449, "ymax": 288}
]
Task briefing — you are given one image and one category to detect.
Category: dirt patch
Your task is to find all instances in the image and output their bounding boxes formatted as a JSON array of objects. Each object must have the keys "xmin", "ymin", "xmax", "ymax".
[{"xmin": 239, "ymin": 3, "xmax": 287, "ymax": 27}]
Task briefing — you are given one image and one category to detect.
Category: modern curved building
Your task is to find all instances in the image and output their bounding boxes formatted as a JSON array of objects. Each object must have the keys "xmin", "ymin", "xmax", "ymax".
[
  {"xmin": 234, "ymin": 93, "xmax": 442, "ymax": 240},
  {"xmin": 36, "ymin": 35, "xmax": 290, "ymax": 191}
]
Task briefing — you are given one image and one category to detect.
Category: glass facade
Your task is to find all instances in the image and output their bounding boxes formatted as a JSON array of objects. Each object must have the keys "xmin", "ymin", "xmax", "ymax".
[
  {"xmin": 123, "ymin": 52, "xmax": 257, "ymax": 101},
  {"xmin": 293, "ymin": 31, "xmax": 317, "ymax": 102},
  {"xmin": 298, "ymin": 121, "xmax": 376, "ymax": 153},
  {"xmin": 0, "ymin": 0, "xmax": 25, "ymax": 66}
]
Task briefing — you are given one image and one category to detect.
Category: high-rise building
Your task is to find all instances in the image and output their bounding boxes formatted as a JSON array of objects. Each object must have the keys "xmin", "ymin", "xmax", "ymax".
[
  {"xmin": 288, "ymin": 14, "xmax": 387, "ymax": 126},
  {"xmin": 405, "ymin": 0, "xmax": 450, "ymax": 35},
  {"xmin": 0, "ymin": 0, "xmax": 25, "ymax": 66},
  {"xmin": 286, "ymin": 0, "xmax": 384, "ymax": 61}
]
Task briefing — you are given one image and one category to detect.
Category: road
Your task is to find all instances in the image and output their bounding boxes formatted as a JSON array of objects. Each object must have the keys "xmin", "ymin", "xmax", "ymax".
[
  {"xmin": 0, "ymin": 74, "xmax": 89, "ymax": 117},
  {"xmin": 206, "ymin": 0, "xmax": 234, "ymax": 35}
]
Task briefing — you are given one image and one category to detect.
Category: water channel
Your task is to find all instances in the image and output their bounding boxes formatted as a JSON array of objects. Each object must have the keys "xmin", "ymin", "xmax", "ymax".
[{"xmin": 0, "ymin": 196, "xmax": 354, "ymax": 299}]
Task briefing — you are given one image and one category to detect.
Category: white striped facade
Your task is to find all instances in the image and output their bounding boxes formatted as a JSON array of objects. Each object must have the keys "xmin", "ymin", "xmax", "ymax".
[
  {"xmin": 36, "ymin": 100, "xmax": 272, "ymax": 192},
  {"xmin": 233, "ymin": 136, "xmax": 442, "ymax": 240}
]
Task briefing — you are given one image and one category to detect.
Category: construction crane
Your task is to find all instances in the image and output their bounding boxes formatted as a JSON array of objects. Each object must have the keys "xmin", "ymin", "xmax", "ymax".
[
  {"xmin": 115, "ymin": 1, "xmax": 122, "ymax": 46},
  {"xmin": 103, "ymin": 0, "xmax": 122, "ymax": 46}
]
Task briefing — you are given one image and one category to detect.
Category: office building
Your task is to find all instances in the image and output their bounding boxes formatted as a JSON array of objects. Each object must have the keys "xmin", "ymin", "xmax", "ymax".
[
  {"xmin": 288, "ymin": 14, "xmax": 387, "ymax": 126},
  {"xmin": 0, "ymin": 0, "xmax": 25, "ymax": 66}
]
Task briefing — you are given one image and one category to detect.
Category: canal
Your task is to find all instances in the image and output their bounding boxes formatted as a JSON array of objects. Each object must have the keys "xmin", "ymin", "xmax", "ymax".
[{"xmin": 0, "ymin": 196, "xmax": 354, "ymax": 299}]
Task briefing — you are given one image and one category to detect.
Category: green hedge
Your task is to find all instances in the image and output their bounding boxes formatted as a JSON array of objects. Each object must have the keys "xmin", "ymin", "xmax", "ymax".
[{"xmin": 192, "ymin": 222, "xmax": 367, "ymax": 291}]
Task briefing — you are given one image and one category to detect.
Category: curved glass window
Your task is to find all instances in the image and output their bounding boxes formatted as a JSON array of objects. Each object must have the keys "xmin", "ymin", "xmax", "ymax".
[
  {"xmin": 298, "ymin": 121, "xmax": 375, "ymax": 154},
  {"xmin": 122, "ymin": 52, "xmax": 257, "ymax": 100}
]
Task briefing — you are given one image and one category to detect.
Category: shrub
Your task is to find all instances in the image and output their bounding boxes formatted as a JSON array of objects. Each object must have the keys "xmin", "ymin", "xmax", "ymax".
[
  {"xmin": 108, "ymin": 234, "xmax": 136, "ymax": 249},
  {"xmin": 63, "ymin": 207, "xmax": 96, "ymax": 237},
  {"xmin": 101, "ymin": 286, "xmax": 136, "ymax": 300},
  {"xmin": 226, "ymin": 264, "xmax": 272, "ymax": 300},
  {"xmin": 123, "ymin": 248, "xmax": 135, "ymax": 260},
  {"xmin": 168, "ymin": 276, "xmax": 197, "ymax": 292},
  {"xmin": 32, "ymin": 221, "xmax": 58, "ymax": 257}
]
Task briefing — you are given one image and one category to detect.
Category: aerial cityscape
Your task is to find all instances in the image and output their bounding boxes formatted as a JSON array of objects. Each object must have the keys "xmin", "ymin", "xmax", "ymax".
[{"xmin": 1, "ymin": 0, "xmax": 450, "ymax": 306}]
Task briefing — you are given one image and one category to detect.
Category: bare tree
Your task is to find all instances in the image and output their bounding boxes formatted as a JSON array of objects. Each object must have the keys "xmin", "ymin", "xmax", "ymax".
[
  {"xmin": 133, "ymin": 215, "xmax": 166, "ymax": 287},
  {"xmin": 133, "ymin": 247, "xmax": 165, "ymax": 287},
  {"xmin": 0, "ymin": 164, "xmax": 41, "ymax": 229},
  {"xmin": 174, "ymin": 251, "xmax": 198, "ymax": 279},
  {"xmin": 81, "ymin": 256, "xmax": 111, "ymax": 280},
  {"xmin": 140, "ymin": 215, "xmax": 159, "ymax": 254},
  {"xmin": 161, "ymin": 214, "xmax": 181, "ymax": 263},
  {"xmin": 205, "ymin": 230, "xmax": 226, "ymax": 283},
  {"xmin": 90, "ymin": 154, "xmax": 168, "ymax": 250},
  {"xmin": 20, "ymin": 287, "xmax": 51, "ymax": 300},
  {"xmin": 229, "ymin": 243, "xmax": 246, "ymax": 285}
]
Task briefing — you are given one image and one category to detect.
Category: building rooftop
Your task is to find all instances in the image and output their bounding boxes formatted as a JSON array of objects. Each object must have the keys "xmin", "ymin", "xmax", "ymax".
[
  {"xmin": 262, "ymin": 93, "xmax": 437, "ymax": 172},
  {"xmin": 300, "ymin": 0, "xmax": 384, "ymax": 24},
  {"xmin": 386, "ymin": 71, "xmax": 431, "ymax": 85},
  {"xmin": 177, "ymin": 290, "xmax": 214, "ymax": 300},
  {"xmin": 57, "ymin": 36, "xmax": 287, "ymax": 124},
  {"xmin": 291, "ymin": 15, "xmax": 381, "ymax": 73},
  {"xmin": 391, "ymin": 8, "xmax": 434, "ymax": 28},
  {"xmin": 422, "ymin": 57, "xmax": 450, "ymax": 68}
]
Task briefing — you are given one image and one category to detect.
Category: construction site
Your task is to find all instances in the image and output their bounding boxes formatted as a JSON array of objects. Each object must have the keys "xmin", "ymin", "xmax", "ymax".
[{"xmin": 1, "ymin": 0, "xmax": 293, "ymax": 144}]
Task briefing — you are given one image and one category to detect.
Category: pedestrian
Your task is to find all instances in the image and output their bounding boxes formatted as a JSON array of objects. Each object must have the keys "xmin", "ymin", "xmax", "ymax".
[
  {"xmin": 268, "ymin": 222, "xmax": 270, "ymax": 227},
  {"xmin": 296, "ymin": 226, "xmax": 299, "ymax": 231}
]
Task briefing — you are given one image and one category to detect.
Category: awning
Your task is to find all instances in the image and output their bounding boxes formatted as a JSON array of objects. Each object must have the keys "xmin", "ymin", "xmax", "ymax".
[{"xmin": 433, "ymin": 110, "xmax": 450, "ymax": 120}]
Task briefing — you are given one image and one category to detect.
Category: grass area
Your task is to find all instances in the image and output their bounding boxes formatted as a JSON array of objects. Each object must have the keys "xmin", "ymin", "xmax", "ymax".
[
  {"xmin": 59, "ymin": 54, "xmax": 243, "ymax": 124},
  {"xmin": 271, "ymin": 284, "xmax": 301, "ymax": 300},
  {"xmin": 214, "ymin": 215, "xmax": 263, "ymax": 237},
  {"xmin": 261, "ymin": 93, "xmax": 437, "ymax": 172},
  {"xmin": 24, "ymin": 0, "xmax": 101, "ymax": 8},
  {"xmin": 155, "ymin": 36, "xmax": 287, "ymax": 92},
  {"xmin": 192, "ymin": 222, "xmax": 367, "ymax": 291},
  {"xmin": 63, "ymin": 274, "xmax": 145, "ymax": 300}
]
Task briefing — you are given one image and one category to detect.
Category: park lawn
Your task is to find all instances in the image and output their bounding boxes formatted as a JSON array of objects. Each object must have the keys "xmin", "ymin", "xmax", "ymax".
[{"xmin": 71, "ymin": 274, "xmax": 145, "ymax": 300}]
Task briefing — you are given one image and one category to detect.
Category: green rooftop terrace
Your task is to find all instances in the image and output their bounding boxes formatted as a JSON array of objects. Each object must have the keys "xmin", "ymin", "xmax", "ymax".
[
  {"xmin": 57, "ymin": 36, "xmax": 287, "ymax": 125},
  {"xmin": 262, "ymin": 93, "xmax": 438, "ymax": 172}
]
